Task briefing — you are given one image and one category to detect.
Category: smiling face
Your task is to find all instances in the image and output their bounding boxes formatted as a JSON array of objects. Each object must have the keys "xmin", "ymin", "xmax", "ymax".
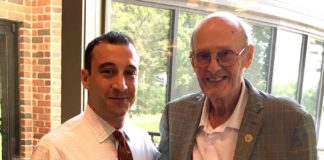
[
  {"xmin": 81, "ymin": 42, "xmax": 139, "ymax": 127},
  {"xmin": 191, "ymin": 15, "xmax": 254, "ymax": 102}
]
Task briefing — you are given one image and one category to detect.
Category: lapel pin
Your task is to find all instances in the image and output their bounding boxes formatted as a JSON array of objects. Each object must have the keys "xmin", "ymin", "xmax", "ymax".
[{"xmin": 244, "ymin": 134, "xmax": 253, "ymax": 143}]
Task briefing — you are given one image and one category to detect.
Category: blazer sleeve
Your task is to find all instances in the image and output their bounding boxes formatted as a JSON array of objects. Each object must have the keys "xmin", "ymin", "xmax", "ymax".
[
  {"xmin": 290, "ymin": 111, "xmax": 318, "ymax": 160},
  {"xmin": 158, "ymin": 105, "xmax": 169, "ymax": 160}
]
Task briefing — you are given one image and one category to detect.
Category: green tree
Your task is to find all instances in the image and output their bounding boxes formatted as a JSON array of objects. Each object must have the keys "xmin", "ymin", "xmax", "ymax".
[
  {"xmin": 111, "ymin": 2, "xmax": 170, "ymax": 114},
  {"xmin": 244, "ymin": 25, "xmax": 272, "ymax": 91},
  {"xmin": 302, "ymin": 88, "xmax": 317, "ymax": 118},
  {"xmin": 172, "ymin": 12, "xmax": 203, "ymax": 99}
]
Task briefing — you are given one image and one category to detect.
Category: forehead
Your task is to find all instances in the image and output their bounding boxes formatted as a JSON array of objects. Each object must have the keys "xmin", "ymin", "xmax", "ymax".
[
  {"xmin": 91, "ymin": 42, "xmax": 139, "ymax": 68},
  {"xmin": 194, "ymin": 17, "xmax": 245, "ymax": 48}
]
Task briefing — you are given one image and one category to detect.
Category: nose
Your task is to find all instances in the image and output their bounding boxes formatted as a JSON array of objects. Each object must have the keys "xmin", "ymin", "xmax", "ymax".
[
  {"xmin": 112, "ymin": 73, "xmax": 127, "ymax": 92},
  {"xmin": 207, "ymin": 54, "xmax": 221, "ymax": 73}
]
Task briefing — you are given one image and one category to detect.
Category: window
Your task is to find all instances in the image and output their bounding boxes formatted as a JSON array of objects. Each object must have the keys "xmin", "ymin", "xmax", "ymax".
[
  {"xmin": 272, "ymin": 29, "xmax": 303, "ymax": 99},
  {"xmin": 301, "ymin": 38, "xmax": 324, "ymax": 119},
  {"xmin": 108, "ymin": 1, "xmax": 324, "ymax": 155},
  {"xmin": 171, "ymin": 11, "xmax": 203, "ymax": 100},
  {"xmin": 110, "ymin": 1, "xmax": 275, "ymax": 134},
  {"xmin": 244, "ymin": 24, "xmax": 273, "ymax": 91},
  {"xmin": 111, "ymin": 2, "xmax": 171, "ymax": 132}
]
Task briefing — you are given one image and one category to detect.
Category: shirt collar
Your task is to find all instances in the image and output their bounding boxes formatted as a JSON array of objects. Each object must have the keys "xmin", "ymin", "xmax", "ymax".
[
  {"xmin": 83, "ymin": 106, "xmax": 131, "ymax": 143},
  {"xmin": 199, "ymin": 79, "xmax": 249, "ymax": 133}
]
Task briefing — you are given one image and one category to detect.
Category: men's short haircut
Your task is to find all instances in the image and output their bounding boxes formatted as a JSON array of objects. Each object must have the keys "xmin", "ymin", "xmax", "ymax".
[{"xmin": 84, "ymin": 31, "xmax": 134, "ymax": 74}]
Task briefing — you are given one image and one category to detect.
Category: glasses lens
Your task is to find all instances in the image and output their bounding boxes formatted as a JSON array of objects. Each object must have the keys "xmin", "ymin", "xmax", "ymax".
[
  {"xmin": 217, "ymin": 50, "xmax": 236, "ymax": 66},
  {"xmin": 194, "ymin": 51, "xmax": 211, "ymax": 67},
  {"xmin": 192, "ymin": 48, "xmax": 241, "ymax": 67}
]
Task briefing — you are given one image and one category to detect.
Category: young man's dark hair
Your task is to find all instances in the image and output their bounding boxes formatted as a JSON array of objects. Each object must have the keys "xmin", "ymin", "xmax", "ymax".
[{"xmin": 84, "ymin": 31, "xmax": 134, "ymax": 74}]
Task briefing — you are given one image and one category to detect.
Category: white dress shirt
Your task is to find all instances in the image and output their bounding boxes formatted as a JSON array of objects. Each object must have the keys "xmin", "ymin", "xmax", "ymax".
[
  {"xmin": 193, "ymin": 81, "xmax": 249, "ymax": 160},
  {"xmin": 32, "ymin": 106, "xmax": 160, "ymax": 160}
]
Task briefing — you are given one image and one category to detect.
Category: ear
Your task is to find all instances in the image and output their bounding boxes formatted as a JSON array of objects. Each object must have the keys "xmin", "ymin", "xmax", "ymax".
[
  {"xmin": 243, "ymin": 44, "xmax": 254, "ymax": 68},
  {"xmin": 190, "ymin": 51, "xmax": 195, "ymax": 67},
  {"xmin": 81, "ymin": 69, "xmax": 90, "ymax": 90}
]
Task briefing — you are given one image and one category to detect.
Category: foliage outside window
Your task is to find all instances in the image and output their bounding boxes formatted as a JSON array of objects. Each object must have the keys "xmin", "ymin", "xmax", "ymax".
[
  {"xmin": 271, "ymin": 29, "xmax": 302, "ymax": 100},
  {"xmin": 244, "ymin": 24, "xmax": 272, "ymax": 91},
  {"xmin": 301, "ymin": 38, "xmax": 324, "ymax": 119},
  {"xmin": 111, "ymin": 2, "xmax": 170, "ymax": 131},
  {"xmin": 171, "ymin": 12, "xmax": 203, "ymax": 100}
]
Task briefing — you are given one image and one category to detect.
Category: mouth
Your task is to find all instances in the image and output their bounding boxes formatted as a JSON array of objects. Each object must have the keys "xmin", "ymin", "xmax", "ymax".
[
  {"xmin": 109, "ymin": 96, "xmax": 127, "ymax": 100},
  {"xmin": 206, "ymin": 75, "xmax": 227, "ymax": 83}
]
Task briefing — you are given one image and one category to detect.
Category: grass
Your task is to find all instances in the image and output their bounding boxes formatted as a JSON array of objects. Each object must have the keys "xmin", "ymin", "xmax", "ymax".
[
  {"xmin": 127, "ymin": 114, "xmax": 162, "ymax": 146},
  {"xmin": 128, "ymin": 114, "xmax": 161, "ymax": 131}
]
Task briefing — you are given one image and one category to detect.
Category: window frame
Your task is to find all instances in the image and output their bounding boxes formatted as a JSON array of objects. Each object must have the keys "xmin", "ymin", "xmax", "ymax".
[{"xmin": 104, "ymin": 0, "xmax": 324, "ymax": 149}]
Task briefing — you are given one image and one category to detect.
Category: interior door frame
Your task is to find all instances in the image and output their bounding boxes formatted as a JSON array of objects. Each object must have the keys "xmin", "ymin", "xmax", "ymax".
[{"xmin": 0, "ymin": 20, "xmax": 20, "ymax": 159}]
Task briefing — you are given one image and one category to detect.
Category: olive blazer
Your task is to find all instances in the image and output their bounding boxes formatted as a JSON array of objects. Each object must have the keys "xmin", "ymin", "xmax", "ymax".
[{"xmin": 158, "ymin": 79, "xmax": 317, "ymax": 160}]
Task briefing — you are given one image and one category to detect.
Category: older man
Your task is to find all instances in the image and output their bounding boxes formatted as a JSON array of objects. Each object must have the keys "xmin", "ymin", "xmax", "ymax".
[{"xmin": 158, "ymin": 12, "xmax": 317, "ymax": 160}]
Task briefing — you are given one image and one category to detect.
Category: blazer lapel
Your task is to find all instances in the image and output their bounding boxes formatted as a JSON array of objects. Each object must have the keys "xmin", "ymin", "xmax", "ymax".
[{"xmin": 234, "ymin": 79, "xmax": 264, "ymax": 160}]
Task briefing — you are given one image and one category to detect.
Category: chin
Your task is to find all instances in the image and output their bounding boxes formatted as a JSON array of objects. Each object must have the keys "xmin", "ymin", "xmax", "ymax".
[{"xmin": 204, "ymin": 88, "xmax": 227, "ymax": 98}]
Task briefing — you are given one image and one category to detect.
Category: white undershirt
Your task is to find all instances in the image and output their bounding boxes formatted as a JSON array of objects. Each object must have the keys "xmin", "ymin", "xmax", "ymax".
[{"xmin": 193, "ymin": 81, "xmax": 249, "ymax": 160}]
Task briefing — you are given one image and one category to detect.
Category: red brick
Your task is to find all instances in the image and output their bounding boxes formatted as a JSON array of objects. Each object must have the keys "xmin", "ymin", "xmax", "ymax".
[
  {"xmin": 21, "ymin": 79, "xmax": 32, "ymax": 85},
  {"xmin": 45, "ymin": 66, "xmax": 50, "ymax": 72},
  {"xmin": 24, "ymin": 0, "xmax": 32, "ymax": 6},
  {"xmin": 19, "ymin": 43, "xmax": 31, "ymax": 50},
  {"xmin": 38, "ymin": 127, "xmax": 50, "ymax": 134},
  {"xmin": 33, "ymin": 6, "xmax": 44, "ymax": 14},
  {"xmin": 19, "ymin": 29, "xmax": 31, "ymax": 36},
  {"xmin": 44, "ymin": 37, "xmax": 51, "ymax": 42},
  {"xmin": 38, "ymin": 0, "xmax": 50, "ymax": 6},
  {"xmin": 38, "ymin": 86, "xmax": 50, "ymax": 93},
  {"xmin": 24, "ymin": 14, "xmax": 32, "ymax": 21},
  {"xmin": 21, "ymin": 119, "xmax": 32, "ymax": 126},
  {"xmin": 38, "ymin": 14, "xmax": 50, "ymax": 21},
  {"xmin": 34, "ymin": 93, "xmax": 44, "ymax": 100},
  {"xmin": 34, "ymin": 121, "xmax": 45, "ymax": 127},
  {"xmin": 33, "ymin": 22, "xmax": 44, "ymax": 28},
  {"xmin": 20, "ymin": 86, "xmax": 32, "ymax": 92},
  {"xmin": 38, "ymin": 100, "xmax": 50, "ymax": 106},
  {"xmin": 33, "ymin": 79, "xmax": 44, "ymax": 86},
  {"xmin": 45, "ymin": 21, "xmax": 51, "ymax": 28}
]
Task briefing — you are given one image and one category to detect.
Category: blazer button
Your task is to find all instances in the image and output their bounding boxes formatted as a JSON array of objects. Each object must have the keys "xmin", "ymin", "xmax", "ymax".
[{"xmin": 244, "ymin": 134, "xmax": 253, "ymax": 143}]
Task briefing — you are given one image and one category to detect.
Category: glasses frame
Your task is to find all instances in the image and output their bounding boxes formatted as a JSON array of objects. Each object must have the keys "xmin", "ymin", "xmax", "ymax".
[{"xmin": 190, "ymin": 45, "xmax": 248, "ymax": 67}]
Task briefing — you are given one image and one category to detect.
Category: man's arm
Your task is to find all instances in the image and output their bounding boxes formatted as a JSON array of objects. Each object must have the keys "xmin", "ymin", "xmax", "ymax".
[
  {"xmin": 158, "ymin": 105, "xmax": 169, "ymax": 160},
  {"xmin": 290, "ymin": 112, "xmax": 318, "ymax": 160}
]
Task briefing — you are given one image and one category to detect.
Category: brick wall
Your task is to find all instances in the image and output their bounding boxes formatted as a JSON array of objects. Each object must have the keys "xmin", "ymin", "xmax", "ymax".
[{"xmin": 0, "ymin": 0, "xmax": 62, "ymax": 159}]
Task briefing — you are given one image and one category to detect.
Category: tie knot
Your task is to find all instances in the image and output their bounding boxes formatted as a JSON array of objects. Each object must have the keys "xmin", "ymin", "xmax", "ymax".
[
  {"xmin": 113, "ymin": 130, "xmax": 133, "ymax": 160},
  {"xmin": 113, "ymin": 131, "xmax": 125, "ymax": 142}
]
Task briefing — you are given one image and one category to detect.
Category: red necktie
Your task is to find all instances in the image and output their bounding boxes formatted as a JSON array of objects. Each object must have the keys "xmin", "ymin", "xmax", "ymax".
[{"xmin": 113, "ymin": 131, "xmax": 133, "ymax": 160}]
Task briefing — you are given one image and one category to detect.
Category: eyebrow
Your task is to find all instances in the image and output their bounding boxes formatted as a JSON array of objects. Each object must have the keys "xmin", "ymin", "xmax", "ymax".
[
  {"xmin": 195, "ymin": 46, "xmax": 234, "ymax": 52},
  {"xmin": 98, "ymin": 62, "xmax": 138, "ymax": 71}
]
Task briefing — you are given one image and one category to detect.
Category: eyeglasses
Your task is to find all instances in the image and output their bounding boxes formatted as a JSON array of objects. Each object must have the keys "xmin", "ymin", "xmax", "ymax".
[{"xmin": 190, "ymin": 46, "xmax": 247, "ymax": 67}]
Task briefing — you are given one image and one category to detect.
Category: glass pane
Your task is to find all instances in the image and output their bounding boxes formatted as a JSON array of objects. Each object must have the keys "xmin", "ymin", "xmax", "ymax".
[
  {"xmin": 301, "ymin": 38, "xmax": 324, "ymax": 119},
  {"xmin": 244, "ymin": 24, "xmax": 272, "ymax": 91},
  {"xmin": 320, "ymin": 107, "xmax": 324, "ymax": 155},
  {"xmin": 271, "ymin": 30, "xmax": 302, "ymax": 99},
  {"xmin": 111, "ymin": 2, "xmax": 171, "ymax": 132},
  {"xmin": 171, "ymin": 11, "xmax": 204, "ymax": 100}
]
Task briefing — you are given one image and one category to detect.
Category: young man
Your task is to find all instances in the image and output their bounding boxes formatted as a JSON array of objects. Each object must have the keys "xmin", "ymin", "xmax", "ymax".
[
  {"xmin": 158, "ymin": 12, "xmax": 317, "ymax": 160},
  {"xmin": 32, "ymin": 31, "xmax": 160, "ymax": 160}
]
